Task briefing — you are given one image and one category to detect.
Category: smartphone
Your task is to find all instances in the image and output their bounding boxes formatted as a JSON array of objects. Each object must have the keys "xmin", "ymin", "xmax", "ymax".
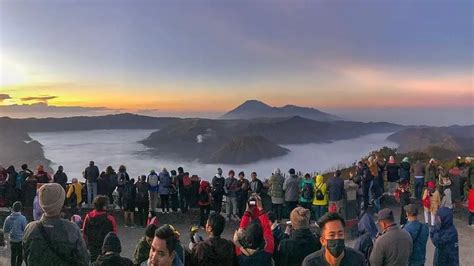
[
  {"xmin": 286, "ymin": 221, "xmax": 292, "ymax": 225},
  {"xmin": 249, "ymin": 200, "xmax": 256, "ymax": 206}
]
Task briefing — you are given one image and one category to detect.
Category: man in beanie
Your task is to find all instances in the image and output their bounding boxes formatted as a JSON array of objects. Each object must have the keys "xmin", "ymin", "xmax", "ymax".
[
  {"xmin": 23, "ymin": 183, "xmax": 90, "ymax": 265},
  {"xmin": 93, "ymin": 232, "xmax": 133, "ymax": 265},
  {"xmin": 277, "ymin": 207, "xmax": 320, "ymax": 266},
  {"xmin": 3, "ymin": 201, "xmax": 27, "ymax": 266}
]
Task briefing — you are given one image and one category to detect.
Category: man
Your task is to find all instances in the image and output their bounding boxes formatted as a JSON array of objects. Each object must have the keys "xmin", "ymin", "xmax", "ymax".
[
  {"xmin": 84, "ymin": 161, "xmax": 100, "ymax": 206},
  {"xmin": 277, "ymin": 207, "xmax": 320, "ymax": 266},
  {"xmin": 412, "ymin": 160, "xmax": 426, "ymax": 201},
  {"xmin": 3, "ymin": 201, "xmax": 27, "ymax": 266},
  {"xmin": 327, "ymin": 170, "xmax": 345, "ymax": 215},
  {"xmin": 224, "ymin": 170, "xmax": 240, "ymax": 221},
  {"xmin": 269, "ymin": 168, "xmax": 285, "ymax": 221},
  {"xmin": 92, "ymin": 232, "xmax": 133, "ymax": 265},
  {"xmin": 283, "ymin": 168, "xmax": 300, "ymax": 216},
  {"xmin": 134, "ymin": 224, "xmax": 158, "ymax": 265},
  {"xmin": 146, "ymin": 224, "xmax": 184, "ymax": 266},
  {"xmin": 430, "ymin": 207, "xmax": 459, "ymax": 266},
  {"xmin": 211, "ymin": 168, "xmax": 226, "ymax": 214},
  {"xmin": 369, "ymin": 208, "xmax": 412, "ymax": 266},
  {"xmin": 176, "ymin": 167, "xmax": 187, "ymax": 213},
  {"xmin": 249, "ymin": 171, "xmax": 263, "ymax": 195},
  {"xmin": 403, "ymin": 204, "xmax": 429, "ymax": 266},
  {"xmin": 303, "ymin": 212, "xmax": 365, "ymax": 266},
  {"xmin": 191, "ymin": 213, "xmax": 238, "ymax": 266},
  {"xmin": 53, "ymin": 165, "xmax": 68, "ymax": 192},
  {"xmin": 23, "ymin": 183, "xmax": 90, "ymax": 265}
]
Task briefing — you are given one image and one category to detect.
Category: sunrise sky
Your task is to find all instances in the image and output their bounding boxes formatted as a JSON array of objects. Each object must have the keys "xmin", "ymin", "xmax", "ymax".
[{"xmin": 0, "ymin": 1, "xmax": 472, "ymax": 125}]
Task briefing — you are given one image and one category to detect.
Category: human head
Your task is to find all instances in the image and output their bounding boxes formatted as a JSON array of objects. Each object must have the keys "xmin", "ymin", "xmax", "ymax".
[
  {"xmin": 402, "ymin": 157, "xmax": 409, "ymax": 163},
  {"xmin": 318, "ymin": 212, "xmax": 346, "ymax": 259},
  {"xmin": 335, "ymin": 170, "xmax": 341, "ymax": 177},
  {"xmin": 102, "ymin": 232, "xmax": 121, "ymax": 254},
  {"xmin": 273, "ymin": 168, "xmax": 281, "ymax": 175},
  {"xmin": 239, "ymin": 221, "xmax": 264, "ymax": 250},
  {"xmin": 93, "ymin": 195, "xmax": 108, "ymax": 211},
  {"xmin": 238, "ymin": 171, "xmax": 245, "ymax": 178},
  {"xmin": 177, "ymin": 167, "xmax": 184, "ymax": 174},
  {"xmin": 141, "ymin": 175, "xmax": 147, "ymax": 181},
  {"xmin": 206, "ymin": 213, "xmax": 225, "ymax": 238},
  {"xmin": 427, "ymin": 181, "xmax": 436, "ymax": 190},
  {"xmin": 228, "ymin": 170, "xmax": 235, "ymax": 177},
  {"xmin": 288, "ymin": 168, "xmax": 295, "ymax": 175},
  {"xmin": 149, "ymin": 224, "xmax": 180, "ymax": 266},
  {"xmin": 58, "ymin": 165, "xmax": 63, "ymax": 172},
  {"xmin": 106, "ymin": 165, "xmax": 114, "ymax": 174},
  {"xmin": 404, "ymin": 204, "xmax": 419, "ymax": 221},
  {"xmin": 38, "ymin": 183, "xmax": 65, "ymax": 217},
  {"xmin": 119, "ymin": 165, "xmax": 126, "ymax": 172},
  {"xmin": 89, "ymin": 161, "xmax": 94, "ymax": 167},
  {"xmin": 429, "ymin": 158, "xmax": 436, "ymax": 164},
  {"xmin": 304, "ymin": 173, "xmax": 311, "ymax": 179},
  {"xmin": 251, "ymin": 172, "xmax": 257, "ymax": 180},
  {"xmin": 170, "ymin": 170, "xmax": 176, "ymax": 176},
  {"xmin": 72, "ymin": 178, "xmax": 78, "ymax": 183},
  {"xmin": 21, "ymin": 164, "xmax": 28, "ymax": 170},
  {"xmin": 12, "ymin": 201, "xmax": 22, "ymax": 212},
  {"xmin": 145, "ymin": 224, "xmax": 158, "ymax": 245},
  {"xmin": 290, "ymin": 207, "xmax": 310, "ymax": 230},
  {"xmin": 37, "ymin": 165, "xmax": 44, "ymax": 172},
  {"xmin": 217, "ymin": 168, "xmax": 223, "ymax": 175},
  {"xmin": 377, "ymin": 208, "xmax": 395, "ymax": 231}
]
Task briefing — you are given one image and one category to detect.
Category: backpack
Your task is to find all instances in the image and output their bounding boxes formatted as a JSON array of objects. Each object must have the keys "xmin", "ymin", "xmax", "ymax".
[
  {"xmin": 315, "ymin": 184, "xmax": 324, "ymax": 201},
  {"xmin": 148, "ymin": 174, "xmax": 159, "ymax": 188},
  {"xmin": 302, "ymin": 182, "xmax": 314, "ymax": 200},
  {"xmin": 85, "ymin": 213, "xmax": 113, "ymax": 248},
  {"xmin": 183, "ymin": 175, "xmax": 192, "ymax": 187}
]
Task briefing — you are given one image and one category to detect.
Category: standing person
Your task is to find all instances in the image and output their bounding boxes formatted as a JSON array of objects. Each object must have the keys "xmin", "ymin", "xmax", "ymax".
[
  {"xmin": 412, "ymin": 160, "xmax": 426, "ymax": 201},
  {"xmin": 35, "ymin": 165, "xmax": 51, "ymax": 184},
  {"xmin": 398, "ymin": 180, "xmax": 411, "ymax": 226},
  {"xmin": 105, "ymin": 166, "xmax": 118, "ymax": 206},
  {"xmin": 23, "ymin": 183, "xmax": 90, "ymax": 265},
  {"xmin": 386, "ymin": 156, "xmax": 400, "ymax": 196},
  {"xmin": 170, "ymin": 170, "xmax": 179, "ymax": 212},
  {"xmin": 353, "ymin": 210, "xmax": 378, "ymax": 263},
  {"xmin": 117, "ymin": 165, "xmax": 130, "ymax": 209},
  {"xmin": 283, "ymin": 168, "xmax": 300, "ymax": 217},
  {"xmin": 303, "ymin": 212, "xmax": 365, "ymax": 266},
  {"xmin": 249, "ymin": 171, "xmax": 263, "ymax": 196},
  {"xmin": 53, "ymin": 165, "xmax": 68, "ymax": 192},
  {"xmin": 159, "ymin": 168, "xmax": 172, "ymax": 213},
  {"xmin": 312, "ymin": 175, "xmax": 328, "ymax": 221},
  {"xmin": 422, "ymin": 181, "xmax": 441, "ymax": 226},
  {"xmin": 123, "ymin": 178, "xmax": 137, "ymax": 227},
  {"xmin": 134, "ymin": 224, "xmax": 158, "ymax": 265},
  {"xmin": 23, "ymin": 168, "xmax": 38, "ymax": 208},
  {"xmin": 299, "ymin": 173, "xmax": 315, "ymax": 211},
  {"xmin": 6, "ymin": 166, "xmax": 19, "ymax": 203},
  {"xmin": 16, "ymin": 164, "xmax": 32, "ymax": 204},
  {"xmin": 440, "ymin": 178, "xmax": 453, "ymax": 209},
  {"xmin": 369, "ymin": 208, "xmax": 412, "ymax": 266},
  {"xmin": 66, "ymin": 178, "xmax": 83, "ymax": 211},
  {"xmin": 84, "ymin": 161, "xmax": 100, "ymax": 207},
  {"xmin": 92, "ymin": 232, "xmax": 133, "ymax": 265},
  {"xmin": 361, "ymin": 162, "xmax": 373, "ymax": 210},
  {"xmin": 400, "ymin": 157, "xmax": 411, "ymax": 183},
  {"xmin": 327, "ymin": 170, "xmax": 345, "ymax": 215},
  {"xmin": 176, "ymin": 167, "xmax": 187, "ymax": 213},
  {"xmin": 83, "ymin": 195, "xmax": 117, "ymax": 261},
  {"xmin": 225, "ymin": 170, "xmax": 240, "ymax": 221},
  {"xmin": 468, "ymin": 185, "xmax": 474, "ymax": 227},
  {"xmin": 211, "ymin": 168, "xmax": 226, "ymax": 214},
  {"xmin": 430, "ymin": 207, "xmax": 459, "ymax": 266},
  {"xmin": 198, "ymin": 181, "xmax": 212, "ymax": 227},
  {"xmin": 425, "ymin": 159, "xmax": 438, "ymax": 185},
  {"xmin": 376, "ymin": 155, "xmax": 387, "ymax": 194},
  {"xmin": 403, "ymin": 204, "xmax": 429, "ymax": 266},
  {"xmin": 268, "ymin": 168, "xmax": 285, "ymax": 221},
  {"xmin": 3, "ymin": 201, "xmax": 27, "ymax": 266},
  {"xmin": 236, "ymin": 171, "xmax": 250, "ymax": 217},
  {"xmin": 97, "ymin": 171, "xmax": 109, "ymax": 196},
  {"xmin": 136, "ymin": 175, "xmax": 150, "ymax": 227},
  {"xmin": 147, "ymin": 169, "xmax": 160, "ymax": 214}
]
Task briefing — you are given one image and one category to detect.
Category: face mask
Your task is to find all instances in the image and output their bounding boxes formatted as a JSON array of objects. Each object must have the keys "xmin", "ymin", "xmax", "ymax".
[{"xmin": 326, "ymin": 238, "xmax": 345, "ymax": 258}]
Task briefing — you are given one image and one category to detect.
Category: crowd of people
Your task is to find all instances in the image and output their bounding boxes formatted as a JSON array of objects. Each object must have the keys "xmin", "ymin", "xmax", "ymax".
[{"xmin": 0, "ymin": 154, "xmax": 472, "ymax": 265}]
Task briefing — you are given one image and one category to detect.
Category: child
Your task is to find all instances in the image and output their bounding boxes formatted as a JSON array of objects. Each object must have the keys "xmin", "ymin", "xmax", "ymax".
[
  {"xmin": 468, "ymin": 185, "xmax": 474, "ymax": 227},
  {"xmin": 3, "ymin": 201, "xmax": 27, "ymax": 266},
  {"xmin": 422, "ymin": 181, "xmax": 440, "ymax": 226}
]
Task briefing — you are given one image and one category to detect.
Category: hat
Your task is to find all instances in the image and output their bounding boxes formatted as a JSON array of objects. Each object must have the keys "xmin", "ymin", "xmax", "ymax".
[
  {"xmin": 376, "ymin": 208, "xmax": 394, "ymax": 222},
  {"xmin": 12, "ymin": 201, "xmax": 22, "ymax": 212},
  {"xmin": 288, "ymin": 168, "xmax": 295, "ymax": 175},
  {"xmin": 102, "ymin": 232, "xmax": 121, "ymax": 254},
  {"xmin": 402, "ymin": 157, "xmax": 409, "ymax": 163},
  {"xmin": 39, "ymin": 183, "xmax": 65, "ymax": 217},
  {"xmin": 427, "ymin": 181, "xmax": 436, "ymax": 189},
  {"xmin": 290, "ymin": 207, "xmax": 311, "ymax": 229},
  {"xmin": 404, "ymin": 204, "xmax": 419, "ymax": 216}
]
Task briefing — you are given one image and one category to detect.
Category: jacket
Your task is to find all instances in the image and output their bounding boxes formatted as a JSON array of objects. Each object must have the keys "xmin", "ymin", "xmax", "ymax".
[
  {"xmin": 225, "ymin": 177, "xmax": 239, "ymax": 198},
  {"xmin": 403, "ymin": 220, "xmax": 429, "ymax": 265},
  {"xmin": 249, "ymin": 178, "xmax": 263, "ymax": 195},
  {"xmin": 425, "ymin": 164, "xmax": 437, "ymax": 182},
  {"xmin": 53, "ymin": 171, "xmax": 68, "ymax": 191},
  {"xmin": 269, "ymin": 174, "xmax": 285, "ymax": 200},
  {"xmin": 412, "ymin": 162, "xmax": 425, "ymax": 177},
  {"xmin": 369, "ymin": 224, "xmax": 412, "ymax": 266},
  {"xmin": 133, "ymin": 237, "xmax": 150, "ymax": 265},
  {"xmin": 302, "ymin": 247, "xmax": 365, "ymax": 266},
  {"xmin": 191, "ymin": 237, "xmax": 238, "ymax": 266},
  {"xmin": 236, "ymin": 212, "xmax": 274, "ymax": 266},
  {"xmin": 93, "ymin": 253, "xmax": 133, "ymax": 266},
  {"xmin": 277, "ymin": 228, "xmax": 320, "ymax": 266},
  {"xmin": 440, "ymin": 188, "xmax": 453, "ymax": 209},
  {"xmin": 23, "ymin": 216, "xmax": 90, "ymax": 265},
  {"xmin": 283, "ymin": 175, "xmax": 301, "ymax": 202},
  {"xmin": 386, "ymin": 163, "xmax": 400, "ymax": 182},
  {"xmin": 399, "ymin": 162, "xmax": 411, "ymax": 181},
  {"xmin": 312, "ymin": 175, "xmax": 328, "ymax": 206},
  {"xmin": 327, "ymin": 176, "xmax": 344, "ymax": 202},
  {"xmin": 468, "ymin": 188, "xmax": 474, "ymax": 212},
  {"xmin": 158, "ymin": 171, "xmax": 172, "ymax": 195},
  {"xmin": 84, "ymin": 165, "xmax": 100, "ymax": 183},
  {"xmin": 299, "ymin": 178, "xmax": 315, "ymax": 203},
  {"xmin": 83, "ymin": 210, "xmax": 117, "ymax": 258},
  {"xmin": 67, "ymin": 182, "xmax": 83, "ymax": 205},
  {"xmin": 423, "ymin": 189, "xmax": 441, "ymax": 213},
  {"xmin": 2, "ymin": 212, "xmax": 27, "ymax": 242},
  {"xmin": 198, "ymin": 181, "xmax": 211, "ymax": 206},
  {"xmin": 430, "ymin": 207, "xmax": 459, "ymax": 266}
]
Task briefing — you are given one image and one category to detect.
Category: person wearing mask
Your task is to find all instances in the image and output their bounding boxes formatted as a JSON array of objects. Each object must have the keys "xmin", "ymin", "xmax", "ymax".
[
  {"xmin": 422, "ymin": 181, "xmax": 441, "ymax": 226},
  {"xmin": 225, "ymin": 170, "xmax": 240, "ymax": 222},
  {"xmin": 412, "ymin": 160, "xmax": 426, "ymax": 201},
  {"xmin": 353, "ymin": 210, "xmax": 378, "ymax": 263},
  {"xmin": 159, "ymin": 168, "xmax": 172, "ymax": 214},
  {"xmin": 93, "ymin": 232, "xmax": 133, "ymax": 265},
  {"xmin": 312, "ymin": 175, "xmax": 328, "ymax": 221},
  {"xmin": 53, "ymin": 165, "xmax": 68, "ymax": 192},
  {"xmin": 303, "ymin": 212, "xmax": 365, "ymax": 266},
  {"xmin": 23, "ymin": 183, "xmax": 90, "ymax": 265},
  {"xmin": 145, "ymin": 224, "xmax": 184, "ymax": 266},
  {"xmin": 386, "ymin": 156, "xmax": 400, "ymax": 196},
  {"xmin": 327, "ymin": 170, "xmax": 345, "ymax": 215},
  {"xmin": 236, "ymin": 171, "xmax": 250, "ymax": 217},
  {"xmin": 369, "ymin": 208, "xmax": 412, "ymax": 266},
  {"xmin": 211, "ymin": 168, "xmax": 226, "ymax": 214},
  {"xmin": 299, "ymin": 173, "xmax": 315, "ymax": 211},
  {"xmin": 134, "ymin": 224, "xmax": 158, "ymax": 265},
  {"xmin": 268, "ymin": 168, "xmax": 285, "ymax": 222},
  {"xmin": 403, "ymin": 204, "xmax": 429, "ymax": 266},
  {"xmin": 400, "ymin": 157, "xmax": 411, "ymax": 183},
  {"xmin": 283, "ymin": 168, "xmax": 300, "ymax": 216},
  {"xmin": 3, "ymin": 201, "xmax": 27, "ymax": 266},
  {"xmin": 136, "ymin": 175, "xmax": 150, "ymax": 227},
  {"xmin": 277, "ymin": 207, "xmax": 320, "ymax": 266},
  {"xmin": 430, "ymin": 207, "xmax": 459, "ymax": 266},
  {"xmin": 84, "ymin": 161, "xmax": 100, "ymax": 207}
]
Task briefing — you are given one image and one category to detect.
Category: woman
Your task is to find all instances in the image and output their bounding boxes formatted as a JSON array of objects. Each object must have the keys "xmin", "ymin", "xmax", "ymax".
[
  {"xmin": 197, "ymin": 180, "xmax": 212, "ymax": 227},
  {"xmin": 105, "ymin": 166, "xmax": 117, "ymax": 205},
  {"xmin": 312, "ymin": 175, "xmax": 328, "ymax": 221},
  {"xmin": 35, "ymin": 165, "xmax": 51, "ymax": 184},
  {"xmin": 422, "ymin": 181, "xmax": 441, "ymax": 226},
  {"xmin": 159, "ymin": 168, "xmax": 172, "ymax": 213},
  {"xmin": 67, "ymin": 178, "xmax": 83, "ymax": 211},
  {"xmin": 400, "ymin": 157, "xmax": 411, "ymax": 183}
]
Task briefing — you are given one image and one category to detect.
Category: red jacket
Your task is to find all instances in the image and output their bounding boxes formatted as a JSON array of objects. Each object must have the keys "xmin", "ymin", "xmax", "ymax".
[
  {"xmin": 468, "ymin": 189, "xmax": 474, "ymax": 212},
  {"xmin": 235, "ymin": 210, "xmax": 274, "ymax": 256},
  {"xmin": 82, "ymin": 210, "xmax": 117, "ymax": 242},
  {"xmin": 198, "ymin": 181, "xmax": 211, "ymax": 206}
]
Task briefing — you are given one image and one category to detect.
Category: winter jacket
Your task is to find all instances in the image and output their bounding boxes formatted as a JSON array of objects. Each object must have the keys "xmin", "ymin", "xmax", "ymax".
[
  {"xmin": 440, "ymin": 188, "xmax": 453, "ymax": 209},
  {"xmin": 468, "ymin": 188, "xmax": 474, "ymax": 212},
  {"xmin": 198, "ymin": 181, "xmax": 211, "ymax": 206},
  {"xmin": 386, "ymin": 163, "xmax": 400, "ymax": 182},
  {"xmin": 191, "ymin": 237, "xmax": 238, "ymax": 266},
  {"xmin": 2, "ymin": 212, "xmax": 27, "ymax": 242},
  {"xmin": 403, "ymin": 220, "xmax": 429, "ymax": 266},
  {"xmin": 53, "ymin": 171, "xmax": 68, "ymax": 191},
  {"xmin": 23, "ymin": 216, "xmax": 90, "ymax": 265},
  {"xmin": 236, "ymin": 212, "xmax": 274, "ymax": 266},
  {"xmin": 269, "ymin": 174, "xmax": 285, "ymax": 200},
  {"xmin": 85, "ymin": 165, "xmax": 100, "ymax": 183},
  {"xmin": 67, "ymin": 182, "xmax": 83, "ymax": 205},
  {"xmin": 83, "ymin": 210, "xmax": 117, "ymax": 260},
  {"xmin": 147, "ymin": 172, "xmax": 160, "ymax": 192},
  {"xmin": 277, "ymin": 228, "xmax": 320, "ymax": 266},
  {"xmin": 423, "ymin": 189, "xmax": 441, "ymax": 213},
  {"xmin": 225, "ymin": 177, "xmax": 239, "ymax": 198},
  {"xmin": 283, "ymin": 175, "xmax": 301, "ymax": 202},
  {"xmin": 133, "ymin": 237, "xmax": 151, "ymax": 265},
  {"xmin": 312, "ymin": 175, "xmax": 328, "ymax": 206},
  {"xmin": 399, "ymin": 162, "xmax": 411, "ymax": 182},
  {"xmin": 299, "ymin": 178, "xmax": 315, "ymax": 203},
  {"xmin": 92, "ymin": 253, "xmax": 133, "ymax": 266},
  {"xmin": 159, "ymin": 171, "xmax": 172, "ymax": 195},
  {"xmin": 425, "ymin": 164, "xmax": 437, "ymax": 183},
  {"xmin": 36, "ymin": 171, "xmax": 51, "ymax": 183},
  {"xmin": 327, "ymin": 176, "xmax": 344, "ymax": 202},
  {"xmin": 249, "ymin": 178, "xmax": 263, "ymax": 195},
  {"xmin": 431, "ymin": 207, "xmax": 459, "ymax": 266},
  {"xmin": 369, "ymin": 224, "xmax": 412, "ymax": 266},
  {"xmin": 212, "ymin": 175, "xmax": 226, "ymax": 197},
  {"xmin": 237, "ymin": 178, "xmax": 250, "ymax": 200},
  {"xmin": 303, "ymin": 247, "xmax": 365, "ymax": 266}
]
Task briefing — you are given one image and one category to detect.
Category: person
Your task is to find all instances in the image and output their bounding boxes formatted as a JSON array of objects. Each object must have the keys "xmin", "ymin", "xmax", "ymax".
[
  {"xmin": 176, "ymin": 167, "xmax": 188, "ymax": 213},
  {"xmin": 430, "ymin": 207, "xmax": 459, "ymax": 266},
  {"xmin": 303, "ymin": 212, "xmax": 365, "ymax": 266},
  {"xmin": 159, "ymin": 168, "xmax": 172, "ymax": 213},
  {"xmin": 191, "ymin": 213, "xmax": 238, "ymax": 266},
  {"xmin": 468, "ymin": 185, "xmax": 474, "ymax": 227},
  {"xmin": 145, "ymin": 224, "xmax": 184, "ymax": 266},
  {"xmin": 136, "ymin": 175, "xmax": 150, "ymax": 227},
  {"xmin": 84, "ymin": 161, "xmax": 100, "ymax": 206},
  {"xmin": 403, "ymin": 204, "xmax": 429, "ymax": 266},
  {"xmin": 376, "ymin": 155, "xmax": 387, "ymax": 194},
  {"xmin": 327, "ymin": 170, "xmax": 344, "ymax": 215},
  {"xmin": 398, "ymin": 179, "xmax": 411, "ymax": 226},
  {"xmin": 361, "ymin": 161, "xmax": 373, "ymax": 210},
  {"xmin": 283, "ymin": 169, "xmax": 300, "ymax": 216},
  {"xmin": 105, "ymin": 166, "xmax": 118, "ymax": 206},
  {"xmin": 386, "ymin": 156, "xmax": 400, "ymax": 196},
  {"xmin": 236, "ymin": 171, "xmax": 250, "ymax": 217},
  {"xmin": 277, "ymin": 207, "xmax": 320, "ymax": 266},
  {"xmin": 268, "ymin": 168, "xmax": 285, "ymax": 221},
  {"xmin": 422, "ymin": 181, "xmax": 440, "ymax": 226},
  {"xmin": 117, "ymin": 165, "xmax": 130, "ymax": 209},
  {"xmin": 425, "ymin": 158, "xmax": 438, "ymax": 184},
  {"xmin": 369, "ymin": 208, "xmax": 412, "ymax": 266},
  {"xmin": 400, "ymin": 157, "xmax": 411, "ymax": 183},
  {"xmin": 33, "ymin": 183, "xmax": 44, "ymax": 220},
  {"xmin": 71, "ymin": 214, "xmax": 83, "ymax": 228},
  {"xmin": 412, "ymin": 160, "xmax": 426, "ymax": 201},
  {"xmin": 134, "ymin": 224, "xmax": 158, "ymax": 265},
  {"xmin": 3, "ymin": 201, "xmax": 27, "ymax": 266},
  {"xmin": 198, "ymin": 180, "xmax": 212, "ymax": 227},
  {"xmin": 98, "ymin": 171, "xmax": 110, "ymax": 197},
  {"xmin": 5, "ymin": 166, "xmax": 18, "ymax": 204},
  {"xmin": 35, "ymin": 165, "xmax": 51, "ymax": 184},
  {"xmin": 23, "ymin": 183, "xmax": 90, "ymax": 265},
  {"xmin": 211, "ymin": 168, "xmax": 226, "ymax": 214},
  {"xmin": 123, "ymin": 178, "xmax": 137, "ymax": 227},
  {"xmin": 312, "ymin": 175, "xmax": 328, "ymax": 221},
  {"xmin": 353, "ymin": 210, "xmax": 378, "ymax": 263},
  {"xmin": 299, "ymin": 173, "xmax": 314, "ymax": 211},
  {"xmin": 67, "ymin": 177, "xmax": 83, "ymax": 210},
  {"xmin": 83, "ymin": 195, "xmax": 117, "ymax": 261},
  {"xmin": 53, "ymin": 165, "xmax": 68, "ymax": 192},
  {"xmin": 249, "ymin": 171, "xmax": 263, "ymax": 195},
  {"xmin": 440, "ymin": 178, "xmax": 453, "ymax": 209},
  {"xmin": 267, "ymin": 211, "xmax": 285, "ymax": 259},
  {"xmin": 147, "ymin": 169, "xmax": 160, "ymax": 214},
  {"xmin": 92, "ymin": 232, "xmax": 133, "ymax": 265},
  {"xmin": 170, "ymin": 170, "xmax": 179, "ymax": 212},
  {"xmin": 225, "ymin": 170, "xmax": 240, "ymax": 221}
]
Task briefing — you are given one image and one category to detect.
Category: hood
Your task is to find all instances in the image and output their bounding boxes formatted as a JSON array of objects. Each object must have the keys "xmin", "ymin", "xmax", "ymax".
[
  {"xmin": 402, "ymin": 157, "xmax": 410, "ymax": 163},
  {"xmin": 438, "ymin": 207, "xmax": 454, "ymax": 228},
  {"xmin": 358, "ymin": 212, "xmax": 378, "ymax": 238},
  {"xmin": 315, "ymin": 175, "xmax": 324, "ymax": 185},
  {"xmin": 200, "ymin": 181, "xmax": 210, "ymax": 190}
]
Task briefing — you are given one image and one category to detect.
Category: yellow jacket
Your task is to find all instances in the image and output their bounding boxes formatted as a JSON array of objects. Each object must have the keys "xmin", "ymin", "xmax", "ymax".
[
  {"xmin": 67, "ymin": 182, "xmax": 83, "ymax": 204},
  {"xmin": 312, "ymin": 175, "xmax": 328, "ymax": 206}
]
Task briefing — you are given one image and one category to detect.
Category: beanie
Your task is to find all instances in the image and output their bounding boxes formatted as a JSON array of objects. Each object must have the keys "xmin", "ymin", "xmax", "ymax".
[
  {"xmin": 102, "ymin": 232, "xmax": 121, "ymax": 254},
  {"xmin": 290, "ymin": 207, "xmax": 310, "ymax": 230},
  {"xmin": 39, "ymin": 183, "xmax": 65, "ymax": 217}
]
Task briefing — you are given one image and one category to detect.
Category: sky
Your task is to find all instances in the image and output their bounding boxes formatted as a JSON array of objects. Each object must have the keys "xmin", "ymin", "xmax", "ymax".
[{"xmin": 0, "ymin": 0, "xmax": 472, "ymax": 125}]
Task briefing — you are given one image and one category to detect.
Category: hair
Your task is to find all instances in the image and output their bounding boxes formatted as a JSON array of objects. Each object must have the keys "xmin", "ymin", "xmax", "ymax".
[
  {"xmin": 289, "ymin": 168, "xmax": 295, "ymax": 175},
  {"xmin": 89, "ymin": 161, "xmax": 94, "ymax": 166},
  {"xmin": 106, "ymin": 166, "xmax": 114, "ymax": 174},
  {"xmin": 141, "ymin": 175, "xmax": 147, "ymax": 181},
  {"xmin": 207, "ymin": 213, "xmax": 225, "ymax": 237},
  {"xmin": 335, "ymin": 170, "xmax": 342, "ymax": 177},
  {"xmin": 317, "ymin": 212, "xmax": 346, "ymax": 232},
  {"xmin": 304, "ymin": 173, "xmax": 311, "ymax": 179},
  {"xmin": 238, "ymin": 171, "xmax": 245, "ymax": 177},
  {"xmin": 21, "ymin": 164, "xmax": 28, "ymax": 170},
  {"xmin": 93, "ymin": 195, "xmax": 109, "ymax": 211},
  {"xmin": 119, "ymin": 165, "xmax": 126, "ymax": 172},
  {"xmin": 251, "ymin": 172, "xmax": 257, "ymax": 176},
  {"xmin": 267, "ymin": 211, "xmax": 276, "ymax": 223},
  {"xmin": 145, "ymin": 224, "xmax": 158, "ymax": 238},
  {"xmin": 240, "ymin": 221, "xmax": 264, "ymax": 250},
  {"xmin": 12, "ymin": 201, "xmax": 22, "ymax": 212},
  {"xmin": 178, "ymin": 167, "xmax": 184, "ymax": 174},
  {"xmin": 170, "ymin": 170, "xmax": 177, "ymax": 176},
  {"xmin": 155, "ymin": 224, "xmax": 180, "ymax": 254},
  {"xmin": 228, "ymin": 170, "xmax": 235, "ymax": 176}
]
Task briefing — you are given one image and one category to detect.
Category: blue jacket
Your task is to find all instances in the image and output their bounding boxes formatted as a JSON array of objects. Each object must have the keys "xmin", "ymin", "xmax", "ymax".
[
  {"xmin": 158, "ymin": 171, "xmax": 171, "ymax": 195},
  {"xmin": 430, "ymin": 207, "xmax": 459, "ymax": 266},
  {"xmin": 2, "ymin": 212, "xmax": 27, "ymax": 242},
  {"xmin": 327, "ymin": 176, "xmax": 344, "ymax": 202},
  {"xmin": 403, "ymin": 220, "xmax": 429, "ymax": 265}
]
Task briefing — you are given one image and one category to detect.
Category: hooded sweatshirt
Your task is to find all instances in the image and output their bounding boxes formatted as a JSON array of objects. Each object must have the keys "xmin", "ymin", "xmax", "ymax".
[
  {"xmin": 353, "ymin": 212, "xmax": 377, "ymax": 260},
  {"xmin": 2, "ymin": 212, "xmax": 27, "ymax": 242},
  {"xmin": 430, "ymin": 207, "xmax": 459, "ymax": 266},
  {"xmin": 312, "ymin": 175, "xmax": 328, "ymax": 206}
]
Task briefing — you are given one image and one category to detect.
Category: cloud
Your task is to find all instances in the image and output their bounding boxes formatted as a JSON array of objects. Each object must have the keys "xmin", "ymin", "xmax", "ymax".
[
  {"xmin": 0, "ymin": 102, "xmax": 121, "ymax": 118},
  {"xmin": 20, "ymin": 95, "xmax": 58, "ymax": 102},
  {"xmin": 0, "ymin": 94, "xmax": 11, "ymax": 102}
]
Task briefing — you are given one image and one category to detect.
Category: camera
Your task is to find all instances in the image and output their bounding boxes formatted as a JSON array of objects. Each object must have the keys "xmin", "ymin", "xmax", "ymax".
[{"xmin": 248, "ymin": 196, "xmax": 257, "ymax": 206}]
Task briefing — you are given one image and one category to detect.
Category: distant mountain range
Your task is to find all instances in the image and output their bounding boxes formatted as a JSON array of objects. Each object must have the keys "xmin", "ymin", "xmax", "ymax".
[{"xmin": 221, "ymin": 100, "xmax": 340, "ymax": 121}]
